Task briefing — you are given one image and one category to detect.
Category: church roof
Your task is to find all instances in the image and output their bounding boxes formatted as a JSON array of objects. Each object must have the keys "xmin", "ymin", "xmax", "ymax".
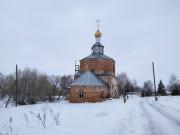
[
  {"xmin": 71, "ymin": 70, "xmax": 108, "ymax": 86},
  {"xmin": 83, "ymin": 53, "xmax": 113, "ymax": 60}
]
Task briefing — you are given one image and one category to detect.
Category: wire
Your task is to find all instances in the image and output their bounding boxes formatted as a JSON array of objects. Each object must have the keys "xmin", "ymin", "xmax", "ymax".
[
  {"xmin": 136, "ymin": 71, "xmax": 152, "ymax": 80},
  {"xmin": 157, "ymin": 70, "xmax": 180, "ymax": 76}
]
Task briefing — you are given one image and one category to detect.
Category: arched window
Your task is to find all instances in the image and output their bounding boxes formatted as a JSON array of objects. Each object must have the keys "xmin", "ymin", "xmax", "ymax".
[
  {"xmin": 79, "ymin": 91, "xmax": 84, "ymax": 99},
  {"xmin": 101, "ymin": 91, "xmax": 105, "ymax": 98}
]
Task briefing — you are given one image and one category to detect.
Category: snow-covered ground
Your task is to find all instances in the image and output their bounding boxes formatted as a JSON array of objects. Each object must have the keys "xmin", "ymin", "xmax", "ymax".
[{"xmin": 0, "ymin": 96, "xmax": 180, "ymax": 135}]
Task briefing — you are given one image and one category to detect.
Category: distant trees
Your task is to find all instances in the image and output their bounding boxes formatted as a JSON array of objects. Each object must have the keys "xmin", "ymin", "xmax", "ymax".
[
  {"xmin": 49, "ymin": 75, "xmax": 61, "ymax": 102},
  {"xmin": 141, "ymin": 80, "xmax": 153, "ymax": 97},
  {"xmin": 0, "ymin": 67, "xmax": 72, "ymax": 105},
  {"xmin": 132, "ymin": 79, "xmax": 141, "ymax": 92},
  {"xmin": 0, "ymin": 73, "xmax": 6, "ymax": 98},
  {"xmin": 1, "ymin": 74, "xmax": 15, "ymax": 99},
  {"xmin": 117, "ymin": 72, "xmax": 132, "ymax": 102},
  {"xmin": 117, "ymin": 73, "xmax": 140, "ymax": 96},
  {"xmin": 171, "ymin": 86, "xmax": 180, "ymax": 95},
  {"xmin": 58, "ymin": 75, "xmax": 72, "ymax": 100},
  {"xmin": 117, "ymin": 72, "xmax": 129, "ymax": 95},
  {"xmin": 168, "ymin": 75, "xmax": 179, "ymax": 91},
  {"xmin": 2, "ymin": 69, "xmax": 180, "ymax": 105},
  {"xmin": 157, "ymin": 80, "xmax": 166, "ymax": 96},
  {"xmin": 168, "ymin": 75, "xmax": 180, "ymax": 95},
  {"xmin": 117, "ymin": 72, "xmax": 180, "ymax": 97}
]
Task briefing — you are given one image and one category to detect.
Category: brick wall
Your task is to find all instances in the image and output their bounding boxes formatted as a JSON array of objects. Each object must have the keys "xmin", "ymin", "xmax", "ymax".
[
  {"xmin": 99, "ymin": 76, "xmax": 119, "ymax": 98},
  {"xmin": 69, "ymin": 86, "xmax": 109, "ymax": 103},
  {"xmin": 80, "ymin": 59, "xmax": 115, "ymax": 76}
]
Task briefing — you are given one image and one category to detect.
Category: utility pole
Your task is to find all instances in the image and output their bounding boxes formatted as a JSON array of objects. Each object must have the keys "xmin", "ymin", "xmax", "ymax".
[
  {"xmin": 123, "ymin": 89, "xmax": 126, "ymax": 103},
  {"xmin": 152, "ymin": 62, "xmax": 158, "ymax": 101},
  {"xmin": 15, "ymin": 64, "xmax": 18, "ymax": 107}
]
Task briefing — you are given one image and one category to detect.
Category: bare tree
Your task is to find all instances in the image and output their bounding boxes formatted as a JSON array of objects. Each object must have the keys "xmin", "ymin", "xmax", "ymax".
[
  {"xmin": 17, "ymin": 68, "xmax": 28, "ymax": 105},
  {"xmin": 58, "ymin": 75, "xmax": 72, "ymax": 100},
  {"xmin": 117, "ymin": 72, "xmax": 129, "ymax": 95},
  {"xmin": 0, "ymin": 73, "xmax": 5, "ymax": 98},
  {"xmin": 142, "ymin": 80, "xmax": 153, "ymax": 97},
  {"xmin": 49, "ymin": 75, "xmax": 60, "ymax": 101},
  {"xmin": 1, "ymin": 67, "xmax": 73, "ymax": 105},
  {"xmin": 168, "ymin": 74, "xmax": 180, "ymax": 95},
  {"xmin": 117, "ymin": 72, "xmax": 136, "ymax": 96},
  {"xmin": 37, "ymin": 74, "xmax": 51, "ymax": 101},
  {"xmin": 168, "ymin": 74, "xmax": 179, "ymax": 91},
  {"xmin": 4, "ymin": 74, "xmax": 15, "ymax": 97},
  {"xmin": 27, "ymin": 69, "xmax": 39, "ymax": 104},
  {"xmin": 132, "ymin": 79, "xmax": 141, "ymax": 93}
]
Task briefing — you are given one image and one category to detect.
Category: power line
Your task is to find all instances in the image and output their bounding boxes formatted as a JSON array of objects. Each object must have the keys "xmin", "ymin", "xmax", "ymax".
[
  {"xmin": 136, "ymin": 70, "xmax": 152, "ymax": 80},
  {"xmin": 157, "ymin": 70, "xmax": 180, "ymax": 76}
]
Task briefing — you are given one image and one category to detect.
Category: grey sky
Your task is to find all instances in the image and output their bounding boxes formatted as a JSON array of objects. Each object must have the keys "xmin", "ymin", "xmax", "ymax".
[{"xmin": 0, "ymin": 0, "xmax": 180, "ymax": 86}]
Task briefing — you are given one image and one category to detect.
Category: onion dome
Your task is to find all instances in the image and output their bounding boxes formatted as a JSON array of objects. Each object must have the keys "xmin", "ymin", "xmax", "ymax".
[{"xmin": 95, "ymin": 30, "xmax": 102, "ymax": 37}]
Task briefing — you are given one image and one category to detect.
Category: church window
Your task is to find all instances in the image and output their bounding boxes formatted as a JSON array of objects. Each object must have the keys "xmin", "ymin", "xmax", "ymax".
[
  {"xmin": 101, "ymin": 91, "xmax": 104, "ymax": 98},
  {"xmin": 79, "ymin": 91, "xmax": 84, "ymax": 99}
]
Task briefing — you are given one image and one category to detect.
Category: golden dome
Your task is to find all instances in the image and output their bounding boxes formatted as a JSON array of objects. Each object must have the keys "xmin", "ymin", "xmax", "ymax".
[{"xmin": 95, "ymin": 30, "xmax": 102, "ymax": 37}]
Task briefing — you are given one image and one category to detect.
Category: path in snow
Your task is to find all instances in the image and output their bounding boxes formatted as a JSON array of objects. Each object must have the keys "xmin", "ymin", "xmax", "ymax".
[{"xmin": 139, "ymin": 98, "xmax": 180, "ymax": 135}]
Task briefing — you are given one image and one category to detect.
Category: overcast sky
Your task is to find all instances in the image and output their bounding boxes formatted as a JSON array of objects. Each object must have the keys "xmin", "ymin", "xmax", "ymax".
[{"xmin": 0, "ymin": 0, "xmax": 180, "ymax": 86}]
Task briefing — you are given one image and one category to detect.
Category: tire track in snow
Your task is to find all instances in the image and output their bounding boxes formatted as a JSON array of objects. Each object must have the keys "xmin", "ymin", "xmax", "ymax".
[
  {"xmin": 155, "ymin": 102, "xmax": 180, "ymax": 112},
  {"xmin": 139, "ymin": 100, "xmax": 168, "ymax": 135},
  {"xmin": 148, "ymin": 103, "xmax": 180, "ymax": 127}
]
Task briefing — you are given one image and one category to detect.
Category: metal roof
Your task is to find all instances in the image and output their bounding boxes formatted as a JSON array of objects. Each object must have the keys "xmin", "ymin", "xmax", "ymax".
[
  {"xmin": 84, "ymin": 53, "xmax": 112, "ymax": 59},
  {"xmin": 71, "ymin": 70, "xmax": 108, "ymax": 86},
  {"xmin": 94, "ymin": 42, "xmax": 101, "ymax": 45}
]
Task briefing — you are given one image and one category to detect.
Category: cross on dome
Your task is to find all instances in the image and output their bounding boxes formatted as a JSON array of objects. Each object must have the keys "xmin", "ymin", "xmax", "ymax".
[
  {"xmin": 96, "ymin": 19, "xmax": 100, "ymax": 30},
  {"xmin": 95, "ymin": 19, "xmax": 102, "ymax": 38}
]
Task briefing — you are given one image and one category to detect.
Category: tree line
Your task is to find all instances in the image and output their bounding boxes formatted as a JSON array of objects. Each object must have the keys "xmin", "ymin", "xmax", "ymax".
[
  {"xmin": 0, "ymin": 67, "xmax": 72, "ymax": 105},
  {"xmin": 0, "ymin": 69, "xmax": 180, "ymax": 105},
  {"xmin": 117, "ymin": 72, "xmax": 180, "ymax": 97}
]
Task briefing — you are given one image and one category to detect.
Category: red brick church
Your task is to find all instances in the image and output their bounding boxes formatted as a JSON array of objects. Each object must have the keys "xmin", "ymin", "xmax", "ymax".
[{"xmin": 69, "ymin": 22, "xmax": 119, "ymax": 103}]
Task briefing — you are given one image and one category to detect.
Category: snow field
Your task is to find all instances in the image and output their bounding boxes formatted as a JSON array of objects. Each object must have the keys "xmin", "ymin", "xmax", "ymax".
[{"xmin": 0, "ymin": 96, "xmax": 180, "ymax": 135}]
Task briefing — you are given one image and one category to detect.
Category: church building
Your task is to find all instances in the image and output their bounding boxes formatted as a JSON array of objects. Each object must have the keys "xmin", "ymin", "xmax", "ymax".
[{"xmin": 69, "ymin": 22, "xmax": 119, "ymax": 103}]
